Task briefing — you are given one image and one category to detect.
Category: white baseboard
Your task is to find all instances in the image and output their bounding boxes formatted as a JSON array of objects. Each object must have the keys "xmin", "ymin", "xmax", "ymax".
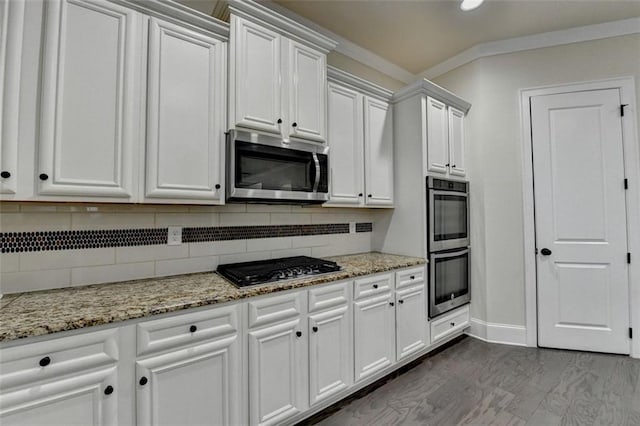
[{"xmin": 466, "ymin": 318, "xmax": 528, "ymax": 347}]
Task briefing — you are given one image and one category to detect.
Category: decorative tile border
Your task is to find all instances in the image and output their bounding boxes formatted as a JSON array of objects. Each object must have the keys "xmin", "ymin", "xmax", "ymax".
[
  {"xmin": 356, "ymin": 222, "xmax": 373, "ymax": 233},
  {"xmin": 0, "ymin": 223, "xmax": 374, "ymax": 254}
]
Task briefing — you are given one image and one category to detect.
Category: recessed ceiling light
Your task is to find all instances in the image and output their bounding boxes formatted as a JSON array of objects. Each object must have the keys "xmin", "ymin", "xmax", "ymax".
[{"xmin": 460, "ymin": 0, "xmax": 484, "ymax": 11}]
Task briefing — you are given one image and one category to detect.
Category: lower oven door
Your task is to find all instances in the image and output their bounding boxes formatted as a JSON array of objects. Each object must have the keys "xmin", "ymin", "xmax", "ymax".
[{"xmin": 429, "ymin": 247, "xmax": 471, "ymax": 319}]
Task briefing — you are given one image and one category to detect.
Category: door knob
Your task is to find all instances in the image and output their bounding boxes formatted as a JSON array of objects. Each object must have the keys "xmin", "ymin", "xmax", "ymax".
[
  {"xmin": 104, "ymin": 385, "xmax": 114, "ymax": 395},
  {"xmin": 540, "ymin": 248, "xmax": 552, "ymax": 256},
  {"xmin": 0, "ymin": 171, "xmax": 10, "ymax": 178}
]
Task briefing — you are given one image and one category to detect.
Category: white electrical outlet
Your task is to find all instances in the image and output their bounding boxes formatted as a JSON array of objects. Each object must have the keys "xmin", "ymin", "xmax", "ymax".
[
  {"xmin": 167, "ymin": 226, "xmax": 182, "ymax": 245},
  {"xmin": 349, "ymin": 222, "xmax": 356, "ymax": 234}
]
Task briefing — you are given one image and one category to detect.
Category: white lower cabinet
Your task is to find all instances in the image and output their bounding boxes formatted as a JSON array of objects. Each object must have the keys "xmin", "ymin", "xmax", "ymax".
[
  {"xmin": 430, "ymin": 305, "xmax": 470, "ymax": 343},
  {"xmin": 308, "ymin": 305, "xmax": 352, "ymax": 406},
  {"xmin": 353, "ymin": 273, "xmax": 396, "ymax": 382},
  {"xmin": 135, "ymin": 304, "xmax": 241, "ymax": 426},
  {"xmin": 136, "ymin": 337, "xmax": 240, "ymax": 426},
  {"xmin": 0, "ymin": 328, "xmax": 122, "ymax": 426},
  {"xmin": 395, "ymin": 284, "xmax": 427, "ymax": 361},
  {"xmin": 248, "ymin": 318, "xmax": 307, "ymax": 426}
]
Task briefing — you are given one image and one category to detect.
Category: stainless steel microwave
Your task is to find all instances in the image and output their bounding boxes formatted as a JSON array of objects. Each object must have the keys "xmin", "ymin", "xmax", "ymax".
[{"xmin": 226, "ymin": 130, "xmax": 329, "ymax": 204}]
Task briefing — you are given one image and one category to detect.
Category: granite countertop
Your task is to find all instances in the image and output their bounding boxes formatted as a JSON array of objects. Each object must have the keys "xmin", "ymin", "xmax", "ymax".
[{"xmin": 0, "ymin": 252, "xmax": 425, "ymax": 343}]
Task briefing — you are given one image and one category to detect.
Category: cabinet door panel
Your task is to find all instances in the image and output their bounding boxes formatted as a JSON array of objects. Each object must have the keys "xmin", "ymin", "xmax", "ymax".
[
  {"xmin": 364, "ymin": 97, "xmax": 393, "ymax": 206},
  {"xmin": 0, "ymin": 0, "xmax": 24, "ymax": 195},
  {"xmin": 38, "ymin": 0, "xmax": 140, "ymax": 198},
  {"xmin": 396, "ymin": 285, "xmax": 426, "ymax": 361},
  {"xmin": 353, "ymin": 294, "xmax": 395, "ymax": 382},
  {"xmin": 136, "ymin": 336, "xmax": 240, "ymax": 426},
  {"xmin": 289, "ymin": 41, "xmax": 326, "ymax": 142},
  {"xmin": 426, "ymin": 97, "xmax": 449, "ymax": 175},
  {"xmin": 145, "ymin": 18, "xmax": 224, "ymax": 202},
  {"xmin": 448, "ymin": 106, "xmax": 466, "ymax": 177},
  {"xmin": 232, "ymin": 16, "xmax": 281, "ymax": 135},
  {"xmin": 309, "ymin": 305, "xmax": 352, "ymax": 406},
  {"xmin": 327, "ymin": 83, "xmax": 363, "ymax": 206},
  {"xmin": 248, "ymin": 319, "xmax": 306, "ymax": 426},
  {"xmin": 0, "ymin": 366, "xmax": 118, "ymax": 426}
]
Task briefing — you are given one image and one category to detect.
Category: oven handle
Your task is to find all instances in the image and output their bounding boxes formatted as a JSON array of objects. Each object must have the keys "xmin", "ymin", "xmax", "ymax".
[
  {"xmin": 430, "ymin": 247, "xmax": 469, "ymax": 260},
  {"xmin": 431, "ymin": 189, "xmax": 468, "ymax": 197},
  {"xmin": 312, "ymin": 153, "xmax": 320, "ymax": 192}
]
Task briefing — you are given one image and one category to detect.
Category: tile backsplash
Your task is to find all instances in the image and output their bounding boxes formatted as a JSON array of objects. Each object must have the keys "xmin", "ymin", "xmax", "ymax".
[{"xmin": 0, "ymin": 203, "xmax": 386, "ymax": 294}]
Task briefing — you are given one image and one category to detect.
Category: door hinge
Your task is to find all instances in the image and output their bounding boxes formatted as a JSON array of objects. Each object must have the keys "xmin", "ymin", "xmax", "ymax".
[
  {"xmin": 624, "ymin": 178, "xmax": 628, "ymax": 190},
  {"xmin": 628, "ymin": 253, "xmax": 632, "ymax": 264},
  {"xmin": 630, "ymin": 328, "xmax": 633, "ymax": 339},
  {"xmin": 621, "ymin": 104, "xmax": 628, "ymax": 117}
]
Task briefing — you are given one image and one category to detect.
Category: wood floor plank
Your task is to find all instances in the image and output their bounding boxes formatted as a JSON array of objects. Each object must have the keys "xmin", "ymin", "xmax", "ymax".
[{"xmin": 308, "ymin": 338, "xmax": 640, "ymax": 426}]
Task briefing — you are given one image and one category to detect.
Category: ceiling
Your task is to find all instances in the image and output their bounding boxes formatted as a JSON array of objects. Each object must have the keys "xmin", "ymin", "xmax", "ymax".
[{"xmin": 178, "ymin": 0, "xmax": 640, "ymax": 75}]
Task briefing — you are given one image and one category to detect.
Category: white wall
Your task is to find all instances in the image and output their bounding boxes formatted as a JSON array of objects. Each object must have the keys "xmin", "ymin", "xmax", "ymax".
[{"xmin": 433, "ymin": 34, "xmax": 640, "ymax": 326}]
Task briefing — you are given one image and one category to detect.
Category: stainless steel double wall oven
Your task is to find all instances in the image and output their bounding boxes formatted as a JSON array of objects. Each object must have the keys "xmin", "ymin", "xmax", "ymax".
[{"xmin": 427, "ymin": 177, "xmax": 471, "ymax": 318}]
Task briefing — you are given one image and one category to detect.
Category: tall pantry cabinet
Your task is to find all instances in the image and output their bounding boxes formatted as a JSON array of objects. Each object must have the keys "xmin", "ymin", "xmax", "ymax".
[{"xmin": 381, "ymin": 79, "xmax": 471, "ymax": 258}]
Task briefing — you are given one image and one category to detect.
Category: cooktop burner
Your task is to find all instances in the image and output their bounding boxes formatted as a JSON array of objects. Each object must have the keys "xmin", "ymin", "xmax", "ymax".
[{"xmin": 217, "ymin": 256, "xmax": 341, "ymax": 287}]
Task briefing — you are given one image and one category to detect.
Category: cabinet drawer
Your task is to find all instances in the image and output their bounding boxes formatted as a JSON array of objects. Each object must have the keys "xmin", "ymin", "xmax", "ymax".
[
  {"xmin": 308, "ymin": 281, "xmax": 350, "ymax": 313},
  {"xmin": 0, "ymin": 328, "xmax": 119, "ymax": 391},
  {"xmin": 247, "ymin": 291, "xmax": 304, "ymax": 329},
  {"xmin": 137, "ymin": 305, "xmax": 239, "ymax": 356},
  {"xmin": 430, "ymin": 305, "xmax": 470, "ymax": 343},
  {"xmin": 354, "ymin": 273, "xmax": 393, "ymax": 301},
  {"xmin": 395, "ymin": 266, "xmax": 425, "ymax": 290}
]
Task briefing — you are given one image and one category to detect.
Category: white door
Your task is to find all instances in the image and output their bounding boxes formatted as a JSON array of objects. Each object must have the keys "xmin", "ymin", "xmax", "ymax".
[
  {"xmin": 426, "ymin": 96, "xmax": 449, "ymax": 175},
  {"xmin": 395, "ymin": 284, "xmax": 427, "ymax": 361},
  {"xmin": 145, "ymin": 18, "xmax": 225, "ymax": 203},
  {"xmin": 0, "ymin": 367, "xmax": 118, "ymax": 426},
  {"xmin": 38, "ymin": 0, "xmax": 140, "ymax": 199},
  {"xmin": 327, "ymin": 82, "xmax": 363, "ymax": 206},
  {"xmin": 0, "ymin": 0, "xmax": 23, "ymax": 195},
  {"xmin": 308, "ymin": 305, "xmax": 352, "ymax": 406},
  {"xmin": 231, "ymin": 16, "xmax": 282, "ymax": 135},
  {"xmin": 248, "ymin": 319, "xmax": 307, "ymax": 426},
  {"xmin": 364, "ymin": 96, "xmax": 394, "ymax": 206},
  {"xmin": 136, "ymin": 336, "xmax": 240, "ymax": 426},
  {"xmin": 448, "ymin": 106, "xmax": 466, "ymax": 178},
  {"xmin": 353, "ymin": 294, "xmax": 395, "ymax": 382},
  {"xmin": 532, "ymin": 89, "xmax": 630, "ymax": 354},
  {"xmin": 288, "ymin": 40, "xmax": 326, "ymax": 142}
]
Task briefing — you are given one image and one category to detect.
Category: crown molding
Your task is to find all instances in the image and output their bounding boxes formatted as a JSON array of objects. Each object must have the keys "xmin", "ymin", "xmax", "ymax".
[
  {"xmin": 227, "ymin": 0, "xmax": 337, "ymax": 52},
  {"xmin": 327, "ymin": 66, "xmax": 393, "ymax": 101},
  {"xmin": 112, "ymin": 0, "xmax": 230, "ymax": 38},
  {"xmin": 420, "ymin": 16, "xmax": 640, "ymax": 80},
  {"xmin": 256, "ymin": 0, "xmax": 415, "ymax": 84},
  {"xmin": 393, "ymin": 79, "xmax": 471, "ymax": 113}
]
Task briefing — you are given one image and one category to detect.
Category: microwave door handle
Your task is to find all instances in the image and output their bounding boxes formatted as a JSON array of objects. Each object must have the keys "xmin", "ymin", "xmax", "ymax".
[{"xmin": 312, "ymin": 153, "xmax": 320, "ymax": 192}]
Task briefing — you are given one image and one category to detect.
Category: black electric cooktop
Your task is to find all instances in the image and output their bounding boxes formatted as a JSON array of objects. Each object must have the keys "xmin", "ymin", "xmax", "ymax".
[{"xmin": 217, "ymin": 256, "xmax": 341, "ymax": 287}]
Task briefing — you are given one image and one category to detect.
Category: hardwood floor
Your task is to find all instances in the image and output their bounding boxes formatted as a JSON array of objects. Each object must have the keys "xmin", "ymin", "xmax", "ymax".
[{"xmin": 310, "ymin": 336, "xmax": 640, "ymax": 426}]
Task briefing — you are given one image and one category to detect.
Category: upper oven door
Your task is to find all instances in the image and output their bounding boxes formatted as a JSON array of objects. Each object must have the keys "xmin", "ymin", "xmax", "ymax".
[
  {"xmin": 428, "ymin": 182, "xmax": 470, "ymax": 252},
  {"xmin": 227, "ymin": 130, "xmax": 328, "ymax": 203}
]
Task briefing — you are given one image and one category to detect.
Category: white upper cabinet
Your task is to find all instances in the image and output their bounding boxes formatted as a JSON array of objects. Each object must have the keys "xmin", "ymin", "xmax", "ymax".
[
  {"xmin": 327, "ymin": 82, "xmax": 363, "ymax": 205},
  {"xmin": 425, "ymin": 96, "xmax": 467, "ymax": 179},
  {"xmin": 288, "ymin": 41, "xmax": 326, "ymax": 142},
  {"xmin": 144, "ymin": 18, "xmax": 226, "ymax": 203},
  {"xmin": 228, "ymin": 2, "xmax": 336, "ymax": 143},
  {"xmin": 448, "ymin": 106, "xmax": 466, "ymax": 177},
  {"xmin": 364, "ymin": 97, "xmax": 394, "ymax": 206},
  {"xmin": 231, "ymin": 16, "xmax": 282, "ymax": 135},
  {"xmin": 326, "ymin": 68, "xmax": 394, "ymax": 208},
  {"xmin": 0, "ymin": 0, "xmax": 24, "ymax": 196},
  {"xmin": 426, "ymin": 97, "xmax": 449, "ymax": 175},
  {"xmin": 37, "ymin": 0, "xmax": 142, "ymax": 199}
]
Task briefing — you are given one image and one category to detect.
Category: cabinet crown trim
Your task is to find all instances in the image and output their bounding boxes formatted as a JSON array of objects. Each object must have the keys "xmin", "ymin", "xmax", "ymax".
[
  {"xmin": 328, "ymin": 66, "xmax": 393, "ymax": 101},
  {"xmin": 393, "ymin": 78, "xmax": 471, "ymax": 113},
  {"xmin": 228, "ymin": 0, "xmax": 337, "ymax": 52},
  {"xmin": 112, "ymin": 0, "xmax": 230, "ymax": 39}
]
